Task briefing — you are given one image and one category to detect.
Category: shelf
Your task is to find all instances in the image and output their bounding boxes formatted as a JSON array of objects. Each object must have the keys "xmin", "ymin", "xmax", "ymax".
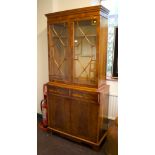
[
  {"xmin": 52, "ymin": 36, "xmax": 68, "ymax": 39},
  {"xmin": 52, "ymin": 35, "xmax": 96, "ymax": 38},
  {"xmin": 75, "ymin": 35, "xmax": 96, "ymax": 37}
]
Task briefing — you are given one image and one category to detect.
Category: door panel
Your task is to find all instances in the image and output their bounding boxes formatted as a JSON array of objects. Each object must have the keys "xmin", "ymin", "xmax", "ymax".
[
  {"xmin": 48, "ymin": 22, "xmax": 71, "ymax": 82},
  {"xmin": 48, "ymin": 94, "xmax": 70, "ymax": 133},
  {"xmin": 70, "ymin": 98, "xmax": 99, "ymax": 142},
  {"xmin": 73, "ymin": 19, "xmax": 97, "ymax": 85}
]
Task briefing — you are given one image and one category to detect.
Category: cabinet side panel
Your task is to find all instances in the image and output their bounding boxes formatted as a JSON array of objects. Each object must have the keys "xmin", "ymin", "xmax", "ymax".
[
  {"xmin": 98, "ymin": 16, "xmax": 108, "ymax": 87},
  {"xmin": 98, "ymin": 85, "xmax": 109, "ymax": 140}
]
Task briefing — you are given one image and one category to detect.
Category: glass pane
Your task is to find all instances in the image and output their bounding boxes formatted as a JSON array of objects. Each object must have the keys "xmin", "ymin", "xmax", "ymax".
[
  {"xmin": 49, "ymin": 23, "xmax": 69, "ymax": 81},
  {"xmin": 73, "ymin": 20, "xmax": 97, "ymax": 85}
]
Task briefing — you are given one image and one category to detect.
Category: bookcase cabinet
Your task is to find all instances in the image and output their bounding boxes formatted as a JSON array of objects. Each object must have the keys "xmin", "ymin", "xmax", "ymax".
[{"xmin": 45, "ymin": 5, "xmax": 109, "ymax": 148}]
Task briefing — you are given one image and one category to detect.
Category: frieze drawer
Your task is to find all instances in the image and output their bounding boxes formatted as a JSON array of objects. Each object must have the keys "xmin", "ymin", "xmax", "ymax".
[
  {"xmin": 48, "ymin": 85, "xmax": 69, "ymax": 96},
  {"xmin": 71, "ymin": 90, "xmax": 99, "ymax": 102}
]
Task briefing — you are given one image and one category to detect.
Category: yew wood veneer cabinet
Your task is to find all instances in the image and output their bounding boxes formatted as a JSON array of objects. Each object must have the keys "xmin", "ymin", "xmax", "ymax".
[{"xmin": 45, "ymin": 5, "xmax": 109, "ymax": 148}]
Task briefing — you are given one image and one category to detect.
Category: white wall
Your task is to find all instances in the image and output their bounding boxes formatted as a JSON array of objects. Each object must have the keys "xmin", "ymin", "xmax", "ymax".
[
  {"xmin": 37, "ymin": 0, "xmax": 54, "ymax": 114},
  {"xmin": 37, "ymin": 0, "xmax": 118, "ymax": 114},
  {"xmin": 52, "ymin": 0, "xmax": 99, "ymax": 12}
]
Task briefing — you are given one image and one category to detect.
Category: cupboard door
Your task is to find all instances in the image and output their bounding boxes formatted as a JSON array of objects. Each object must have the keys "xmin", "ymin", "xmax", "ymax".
[
  {"xmin": 73, "ymin": 19, "xmax": 97, "ymax": 86},
  {"xmin": 48, "ymin": 22, "xmax": 71, "ymax": 82},
  {"xmin": 48, "ymin": 94, "xmax": 70, "ymax": 133},
  {"xmin": 70, "ymin": 99, "xmax": 98, "ymax": 142}
]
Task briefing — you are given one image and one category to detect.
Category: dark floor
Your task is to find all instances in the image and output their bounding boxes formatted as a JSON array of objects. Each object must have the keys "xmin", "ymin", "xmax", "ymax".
[{"xmin": 37, "ymin": 116, "xmax": 117, "ymax": 155}]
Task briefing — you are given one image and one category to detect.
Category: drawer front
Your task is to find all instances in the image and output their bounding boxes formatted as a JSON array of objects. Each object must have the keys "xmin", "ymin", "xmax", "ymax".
[
  {"xmin": 71, "ymin": 90, "xmax": 98, "ymax": 102},
  {"xmin": 48, "ymin": 85, "xmax": 99, "ymax": 102},
  {"xmin": 48, "ymin": 85, "xmax": 69, "ymax": 96}
]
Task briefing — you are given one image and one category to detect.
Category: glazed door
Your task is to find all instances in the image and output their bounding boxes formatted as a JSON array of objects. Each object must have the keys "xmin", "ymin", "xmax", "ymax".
[
  {"xmin": 48, "ymin": 22, "xmax": 71, "ymax": 82},
  {"xmin": 73, "ymin": 19, "xmax": 98, "ymax": 86}
]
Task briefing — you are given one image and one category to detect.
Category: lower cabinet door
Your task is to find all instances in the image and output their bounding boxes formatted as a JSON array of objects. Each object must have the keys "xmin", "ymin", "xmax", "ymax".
[
  {"xmin": 48, "ymin": 94, "xmax": 71, "ymax": 133},
  {"xmin": 70, "ymin": 99, "xmax": 99, "ymax": 143}
]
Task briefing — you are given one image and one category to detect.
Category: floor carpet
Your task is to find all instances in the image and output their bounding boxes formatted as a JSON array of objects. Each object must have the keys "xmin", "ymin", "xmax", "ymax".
[{"xmin": 37, "ymin": 117, "xmax": 117, "ymax": 155}]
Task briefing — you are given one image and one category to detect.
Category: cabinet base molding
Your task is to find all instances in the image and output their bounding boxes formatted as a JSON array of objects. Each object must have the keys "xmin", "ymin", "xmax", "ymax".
[{"xmin": 48, "ymin": 127, "xmax": 107, "ymax": 149}]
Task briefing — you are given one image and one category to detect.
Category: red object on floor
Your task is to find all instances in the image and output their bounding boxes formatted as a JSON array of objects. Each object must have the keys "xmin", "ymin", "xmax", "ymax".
[
  {"xmin": 39, "ymin": 83, "xmax": 48, "ymax": 131},
  {"xmin": 39, "ymin": 122, "xmax": 48, "ymax": 131},
  {"xmin": 40, "ymin": 99, "xmax": 48, "ymax": 127}
]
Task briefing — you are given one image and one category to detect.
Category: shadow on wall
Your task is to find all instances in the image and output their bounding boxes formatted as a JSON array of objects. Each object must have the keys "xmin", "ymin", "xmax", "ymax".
[{"xmin": 37, "ymin": 29, "xmax": 48, "ymax": 114}]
